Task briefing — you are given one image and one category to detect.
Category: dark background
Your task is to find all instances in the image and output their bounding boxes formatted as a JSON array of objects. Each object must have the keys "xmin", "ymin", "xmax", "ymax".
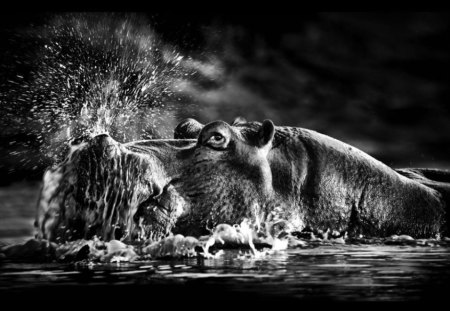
[
  {"xmin": 0, "ymin": 12, "xmax": 449, "ymax": 185},
  {"xmin": 0, "ymin": 14, "xmax": 450, "ymax": 298}
]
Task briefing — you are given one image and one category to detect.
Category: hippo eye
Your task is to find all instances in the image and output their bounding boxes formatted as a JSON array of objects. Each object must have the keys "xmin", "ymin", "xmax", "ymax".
[
  {"xmin": 205, "ymin": 133, "xmax": 226, "ymax": 147},
  {"xmin": 212, "ymin": 134, "xmax": 224, "ymax": 142}
]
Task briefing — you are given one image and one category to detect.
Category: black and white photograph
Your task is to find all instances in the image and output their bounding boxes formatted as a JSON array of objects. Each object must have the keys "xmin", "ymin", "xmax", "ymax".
[{"xmin": 0, "ymin": 12, "xmax": 449, "ymax": 305}]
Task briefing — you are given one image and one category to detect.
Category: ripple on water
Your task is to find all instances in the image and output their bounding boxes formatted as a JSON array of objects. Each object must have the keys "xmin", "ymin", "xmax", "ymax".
[{"xmin": 1, "ymin": 244, "xmax": 450, "ymax": 301}]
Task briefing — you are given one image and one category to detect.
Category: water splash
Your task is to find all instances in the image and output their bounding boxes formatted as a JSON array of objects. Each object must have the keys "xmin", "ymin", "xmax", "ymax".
[{"xmin": 1, "ymin": 13, "xmax": 203, "ymax": 168}]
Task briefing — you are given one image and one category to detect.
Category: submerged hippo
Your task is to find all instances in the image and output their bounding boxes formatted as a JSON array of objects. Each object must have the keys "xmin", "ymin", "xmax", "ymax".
[{"xmin": 35, "ymin": 118, "xmax": 450, "ymax": 242}]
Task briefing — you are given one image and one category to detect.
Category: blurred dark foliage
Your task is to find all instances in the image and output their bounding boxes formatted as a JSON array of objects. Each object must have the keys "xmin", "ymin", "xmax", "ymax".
[{"xmin": 0, "ymin": 12, "xmax": 449, "ymax": 185}]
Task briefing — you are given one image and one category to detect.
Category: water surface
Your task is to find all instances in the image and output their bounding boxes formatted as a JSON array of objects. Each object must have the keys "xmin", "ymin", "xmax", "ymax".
[{"xmin": 2, "ymin": 244, "xmax": 449, "ymax": 302}]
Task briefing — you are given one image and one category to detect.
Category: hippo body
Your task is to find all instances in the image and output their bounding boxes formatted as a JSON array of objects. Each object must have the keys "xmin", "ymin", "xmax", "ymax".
[
  {"xmin": 167, "ymin": 119, "xmax": 446, "ymax": 238},
  {"xmin": 36, "ymin": 119, "xmax": 449, "ymax": 242}
]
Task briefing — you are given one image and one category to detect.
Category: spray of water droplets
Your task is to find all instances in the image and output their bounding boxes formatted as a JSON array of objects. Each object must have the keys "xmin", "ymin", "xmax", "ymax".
[{"xmin": 1, "ymin": 13, "xmax": 201, "ymax": 168}]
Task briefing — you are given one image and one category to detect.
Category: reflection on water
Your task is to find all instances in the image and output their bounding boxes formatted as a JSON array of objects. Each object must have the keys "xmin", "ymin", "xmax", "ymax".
[{"xmin": 1, "ymin": 245, "xmax": 450, "ymax": 301}]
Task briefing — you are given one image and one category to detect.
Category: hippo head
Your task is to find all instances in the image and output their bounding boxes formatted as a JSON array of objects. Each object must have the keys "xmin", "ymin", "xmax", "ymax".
[{"xmin": 37, "ymin": 117, "xmax": 290, "ymax": 242}]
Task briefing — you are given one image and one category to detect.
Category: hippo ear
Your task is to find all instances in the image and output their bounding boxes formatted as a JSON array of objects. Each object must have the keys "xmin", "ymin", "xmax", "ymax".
[
  {"xmin": 231, "ymin": 116, "xmax": 247, "ymax": 126},
  {"xmin": 174, "ymin": 118, "xmax": 204, "ymax": 139},
  {"xmin": 258, "ymin": 119, "xmax": 275, "ymax": 147}
]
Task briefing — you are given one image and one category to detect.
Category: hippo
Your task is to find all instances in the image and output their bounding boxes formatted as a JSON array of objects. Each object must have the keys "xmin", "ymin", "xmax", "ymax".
[{"xmin": 35, "ymin": 118, "xmax": 450, "ymax": 242}]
